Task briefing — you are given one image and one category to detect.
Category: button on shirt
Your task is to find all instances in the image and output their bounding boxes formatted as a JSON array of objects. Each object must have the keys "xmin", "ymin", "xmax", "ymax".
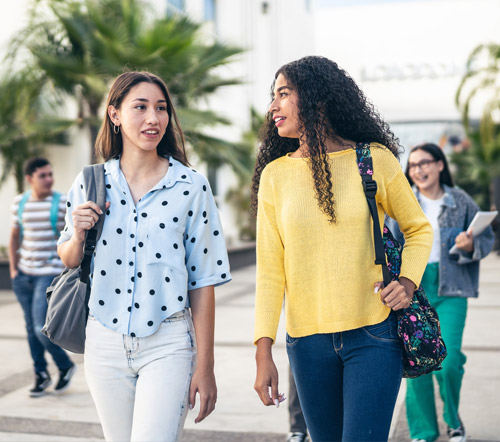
[{"xmin": 58, "ymin": 157, "xmax": 231, "ymax": 337}]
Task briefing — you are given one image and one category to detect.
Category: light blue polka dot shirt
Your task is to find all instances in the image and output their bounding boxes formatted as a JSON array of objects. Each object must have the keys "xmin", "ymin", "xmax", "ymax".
[{"xmin": 58, "ymin": 157, "xmax": 232, "ymax": 337}]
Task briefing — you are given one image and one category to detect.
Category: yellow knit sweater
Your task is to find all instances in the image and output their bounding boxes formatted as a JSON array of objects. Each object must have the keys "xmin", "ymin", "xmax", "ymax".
[{"xmin": 254, "ymin": 144, "xmax": 433, "ymax": 344}]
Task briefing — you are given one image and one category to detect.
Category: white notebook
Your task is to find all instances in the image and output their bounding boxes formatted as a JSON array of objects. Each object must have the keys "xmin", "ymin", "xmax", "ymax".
[{"xmin": 449, "ymin": 210, "xmax": 498, "ymax": 254}]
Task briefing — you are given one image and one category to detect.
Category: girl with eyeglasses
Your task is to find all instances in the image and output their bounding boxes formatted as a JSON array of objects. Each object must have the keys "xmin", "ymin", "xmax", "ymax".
[{"xmin": 390, "ymin": 142, "xmax": 494, "ymax": 442}]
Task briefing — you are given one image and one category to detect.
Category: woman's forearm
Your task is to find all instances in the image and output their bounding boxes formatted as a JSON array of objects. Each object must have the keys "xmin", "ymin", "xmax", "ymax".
[
  {"xmin": 57, "ymin": 235, "xmax": 85, "ymax": 268},
  {"xmin": 189, "ymin": 285, "xmax": 215, "ymax": 370}
]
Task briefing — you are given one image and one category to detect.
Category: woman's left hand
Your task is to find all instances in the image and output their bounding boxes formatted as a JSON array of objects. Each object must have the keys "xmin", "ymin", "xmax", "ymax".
[
  {"xmin": 374, "ymin": 277, "xmax": 415, "ymax": 310},
  {"xmin": 455, "ymin": 230, "xmax": 474, "ymax": 253},
  {"xmin": 189, "ymin": 366, "xmax": 217, "ymax": 423}
]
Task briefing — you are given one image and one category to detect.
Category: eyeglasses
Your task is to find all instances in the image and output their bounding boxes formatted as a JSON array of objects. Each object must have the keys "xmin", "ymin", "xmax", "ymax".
[{"xmin": 408, "ymin": 159, "xmax": 437, "ymax": 171}]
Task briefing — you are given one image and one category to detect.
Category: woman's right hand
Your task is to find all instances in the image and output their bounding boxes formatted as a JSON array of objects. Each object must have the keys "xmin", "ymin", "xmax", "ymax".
[
  {"xmin": 254, "ymin": 337, "xmax": 284, "ymax": 407},
  {"xmin": 71, "ymin": 201, "xmax": 109, "ymax": 242}
]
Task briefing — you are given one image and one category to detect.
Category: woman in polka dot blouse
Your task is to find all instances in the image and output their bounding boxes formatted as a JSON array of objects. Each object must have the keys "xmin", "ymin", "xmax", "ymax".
[
  {"xmin": 58, "ymin": 72, "xmax": 231, "ymax": 442},
  {"xmin": 252, "ymin": 57, "xmax": 432, "ymax": 441}
]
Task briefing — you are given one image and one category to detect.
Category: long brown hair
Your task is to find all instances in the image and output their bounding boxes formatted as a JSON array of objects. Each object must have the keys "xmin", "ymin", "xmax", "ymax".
[{"xmin": 95, "ymin": 71, "xmax": 189, "ymax": 165}]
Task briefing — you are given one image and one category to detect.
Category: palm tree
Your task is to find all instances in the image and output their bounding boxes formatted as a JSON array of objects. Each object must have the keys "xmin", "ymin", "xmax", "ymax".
[
  {"xmin": 455, "ymin": 43, "xmax": 500, "ymax": 210},
  {"xmin": 0, "ymin": 69, "xmax": 73, "ymax": 193},
  {"xmin": 10, "ymin": 0, "xmax": 245, "ymax": 170}
]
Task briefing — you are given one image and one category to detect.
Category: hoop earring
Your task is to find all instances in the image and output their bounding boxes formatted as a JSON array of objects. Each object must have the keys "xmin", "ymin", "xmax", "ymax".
[{"xmin": 113, "ymin": 124, "xmax": 120, "ymax": 134}]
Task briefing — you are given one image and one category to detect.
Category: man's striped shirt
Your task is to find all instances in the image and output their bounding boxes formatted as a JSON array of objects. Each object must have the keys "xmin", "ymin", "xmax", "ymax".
[{"xmin": 11, "ymin": 192, "xmax": 66, "ymax": 276}]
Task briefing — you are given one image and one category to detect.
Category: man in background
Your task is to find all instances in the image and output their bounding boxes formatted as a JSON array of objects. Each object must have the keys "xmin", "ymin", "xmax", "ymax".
[{"xmin": 9, "ymin": 157, "xmax": 76, "ymax": 397}]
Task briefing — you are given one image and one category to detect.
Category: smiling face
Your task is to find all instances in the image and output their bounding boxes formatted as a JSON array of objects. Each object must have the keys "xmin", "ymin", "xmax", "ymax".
[
  {"xmin": 108, "ymin": 81, "xmax": 169, "ymax": 155},
  {"xmin": 408, "ymin": 148, "xmax": 444, "ymax": 194},
  {"xmin": 268, "ymin": 74, "xmax": 301, "ymax": 138}
]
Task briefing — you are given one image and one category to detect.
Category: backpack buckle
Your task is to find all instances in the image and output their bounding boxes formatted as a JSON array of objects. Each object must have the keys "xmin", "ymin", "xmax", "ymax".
[{"xmin": 362, "ymin": 179, "xmax": 378, "ymax": 198}]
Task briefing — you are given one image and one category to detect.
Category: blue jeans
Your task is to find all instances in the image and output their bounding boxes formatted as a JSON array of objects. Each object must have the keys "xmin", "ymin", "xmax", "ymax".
[
  {"xmin": 12, "ymin": 271, "xmax": 73, "ymax": 374},
  {"xmin": 287, "ymin": 313, "xmax": 403, "ymax": 442}
]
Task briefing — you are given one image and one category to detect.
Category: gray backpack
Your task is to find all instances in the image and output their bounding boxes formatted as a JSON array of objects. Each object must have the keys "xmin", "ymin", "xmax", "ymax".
[{"xmin": 41, "ymin": 164, "xmax": 106, "ymax": 353}]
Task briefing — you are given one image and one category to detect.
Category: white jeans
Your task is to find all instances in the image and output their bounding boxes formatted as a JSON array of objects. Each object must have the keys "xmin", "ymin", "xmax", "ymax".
[{"xmin": 84, "ymin": 309, "xmax": 196, "ymax": 442}]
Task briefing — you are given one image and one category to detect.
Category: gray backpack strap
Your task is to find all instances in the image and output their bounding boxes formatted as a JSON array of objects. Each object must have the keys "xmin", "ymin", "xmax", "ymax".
[
  {"xmin": 79, "ymin": 164, "xmax": 106, "ymax": 284},
  {"xmin": 82, "ymin": 164, "xmax": 106, "ymax": 241}
]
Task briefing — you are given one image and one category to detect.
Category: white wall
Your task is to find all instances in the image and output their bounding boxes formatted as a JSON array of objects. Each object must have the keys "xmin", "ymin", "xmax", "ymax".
[{"xmin": 314, "ymin": 0, "xmax": 500, "ymax": 122}]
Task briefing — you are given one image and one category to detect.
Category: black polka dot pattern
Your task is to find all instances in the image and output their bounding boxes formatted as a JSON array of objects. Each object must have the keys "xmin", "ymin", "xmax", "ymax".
[
  {"xmin": 84, "ymin": 158, "xmax": 231, "ymax": 337},
  {"xmin": 67, "ymin": 201, "xmax": 71, "ymax": 207}
]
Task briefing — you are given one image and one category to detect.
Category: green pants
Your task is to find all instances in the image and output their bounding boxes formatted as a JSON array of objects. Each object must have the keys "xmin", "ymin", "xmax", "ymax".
[{"xmin": 406, "ymin": 262, "xmax": 468, "ymax": 442}]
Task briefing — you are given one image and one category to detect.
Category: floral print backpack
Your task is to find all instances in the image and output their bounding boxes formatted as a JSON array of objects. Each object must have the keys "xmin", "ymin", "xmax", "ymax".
[{"xmin": 355, "ymin": 143, "xmax": 447, "ymax": 378}]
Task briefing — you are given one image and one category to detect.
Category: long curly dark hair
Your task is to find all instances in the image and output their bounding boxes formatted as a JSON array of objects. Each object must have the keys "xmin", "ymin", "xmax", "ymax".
[{"xmin": 251, "ymin": 56, "xmax": 401, "ymax": 222}]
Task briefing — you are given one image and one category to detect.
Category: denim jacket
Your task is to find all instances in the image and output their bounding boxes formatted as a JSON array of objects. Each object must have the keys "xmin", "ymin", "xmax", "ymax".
[{"xmin": 386, "ymin": 185, "xmax": 494, "ymax": 298}]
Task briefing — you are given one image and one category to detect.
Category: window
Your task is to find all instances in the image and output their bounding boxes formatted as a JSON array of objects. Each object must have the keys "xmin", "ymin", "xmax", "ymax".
[
  {"xmin": 205, "ymin": 0, "xmax": 216, "ymax": 21},
  {"xmin": 167, "ymin": 0, "xmax": 185, "ymax": 13}
]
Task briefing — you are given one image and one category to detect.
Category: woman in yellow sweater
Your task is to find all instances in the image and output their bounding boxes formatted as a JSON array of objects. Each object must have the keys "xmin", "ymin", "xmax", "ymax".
[{"xmin": 252, "ymin": 56, "xmax": 433, "ymax": 442}]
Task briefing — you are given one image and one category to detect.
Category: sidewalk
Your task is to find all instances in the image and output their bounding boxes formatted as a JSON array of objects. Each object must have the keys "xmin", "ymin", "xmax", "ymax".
[{"xmin": 0, "ymin": 253, "xmax": 498, "ymax": 441}]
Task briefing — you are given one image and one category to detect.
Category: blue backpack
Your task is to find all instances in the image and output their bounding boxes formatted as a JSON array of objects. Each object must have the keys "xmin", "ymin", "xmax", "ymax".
[{"xmin": 17, "ymin": 191, "xmax": 62, "ymax": 240}]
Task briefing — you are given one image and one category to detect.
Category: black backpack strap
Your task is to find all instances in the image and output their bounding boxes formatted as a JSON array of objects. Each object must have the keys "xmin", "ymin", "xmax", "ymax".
[
  {"xmin": 80, "ymin": 164, "xmax": 106, "ymax": 284},
  {"xmin": 355, "ymin": 143, "xmax": 392, "ymax": 286}
]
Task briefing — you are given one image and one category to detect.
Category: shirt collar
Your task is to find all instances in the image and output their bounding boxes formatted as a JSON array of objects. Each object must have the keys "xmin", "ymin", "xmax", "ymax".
[
  {"xmin": 104, "ymin": 156, "xmax": 193, "ymax": 191},
  {"xmin": 413, "ymin": 184, "xmax": 456, "ymax": 208}
]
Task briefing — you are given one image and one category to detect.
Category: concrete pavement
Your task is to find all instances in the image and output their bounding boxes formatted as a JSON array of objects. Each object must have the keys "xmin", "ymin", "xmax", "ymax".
[{"xmin": 0, "ymin": 253, "xmax": 498, "ymax": 441}]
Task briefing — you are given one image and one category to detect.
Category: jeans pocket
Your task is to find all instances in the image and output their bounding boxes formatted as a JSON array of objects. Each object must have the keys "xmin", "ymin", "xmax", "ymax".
[
  {"xmin": 362, "ymin": 314, "xmax": 400, "ymax": 343},
  {"xmin": 285, "ymin": 333, "xmax": 301, "ymax": 347}
]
